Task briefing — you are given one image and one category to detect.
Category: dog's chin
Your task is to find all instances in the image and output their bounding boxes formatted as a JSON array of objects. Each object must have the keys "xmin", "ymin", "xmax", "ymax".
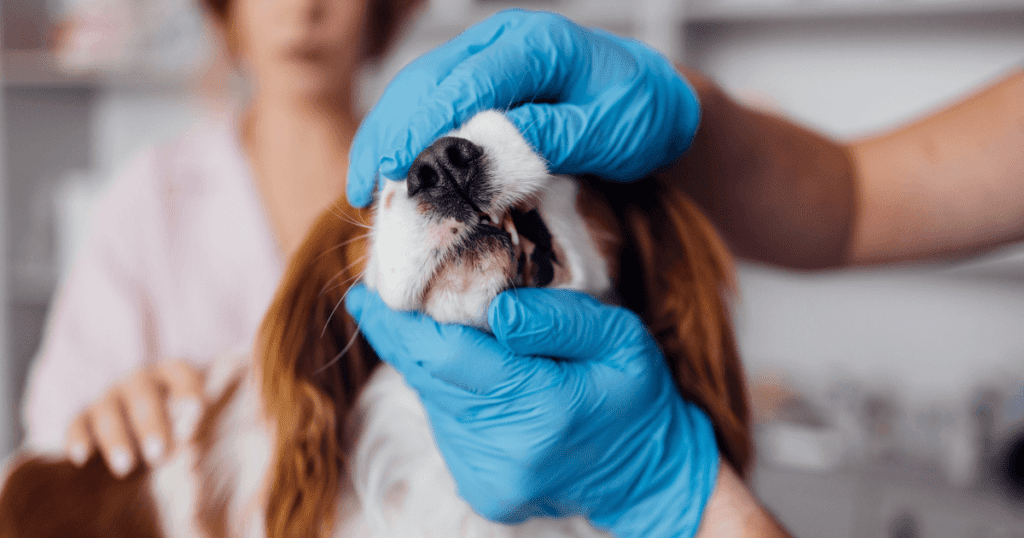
[
  {"xmin": 420, "ymin": 231, "xmax": 517, "ymax": 329},
  {"xmin": 373, "ymin": 197, "xmax": 573, "ymax": 329}
]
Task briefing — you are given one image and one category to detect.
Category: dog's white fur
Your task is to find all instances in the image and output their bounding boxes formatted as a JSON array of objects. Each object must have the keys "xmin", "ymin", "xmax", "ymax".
[
  {"xmin": 4, "ymin": 111, "xmax": 615, "ymax": 538},
  {"xmin": 365, "ymin": 110, "xmax": 611, "ymax": 327}
]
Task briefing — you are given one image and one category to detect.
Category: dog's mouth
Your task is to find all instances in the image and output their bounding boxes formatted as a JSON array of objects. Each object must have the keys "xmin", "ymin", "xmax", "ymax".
[{"xmin": 475, "ymin": 203, "xmax": 560, "ymax": 288}]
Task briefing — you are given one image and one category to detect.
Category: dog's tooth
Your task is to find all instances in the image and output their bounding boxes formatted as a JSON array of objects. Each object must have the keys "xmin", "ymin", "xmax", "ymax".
[{"xmin": 504, "ymin": 215, "xmax": 519, "ymax": 246}]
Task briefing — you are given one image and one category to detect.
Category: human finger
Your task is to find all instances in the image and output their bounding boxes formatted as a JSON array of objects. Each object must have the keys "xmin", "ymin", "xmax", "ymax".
[
  {"xmin": 87, "ymin": 392, "xmax": 138, "ymax": 478},
  {"xmin": 117, "ymin": 371, "xmax": 173, "ymax": 465},
  {"xmin": 65, "ymin": 413, "xmax": 94, "ymax": 467},
  {"xmin": 154, "ymin": 359, "xmax": 206, "ymax": 442}
]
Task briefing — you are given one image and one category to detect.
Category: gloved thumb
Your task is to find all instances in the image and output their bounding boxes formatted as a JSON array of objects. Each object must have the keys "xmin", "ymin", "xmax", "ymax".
[
  {"xmin": 488, "ymin": 288, "xmax": 651, "ymax": 362},
  {"xmin": 505, "ymin": 102, "xmax": 587, "ymax": 176}
]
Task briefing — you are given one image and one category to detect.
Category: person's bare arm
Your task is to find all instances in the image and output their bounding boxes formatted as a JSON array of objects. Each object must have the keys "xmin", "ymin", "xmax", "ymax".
[
  {"xmin": 849, "ymin": 69, "xmax": 1024, "ymax": 263},
  {"xmin": 695, "ymin": 463, "xmax": 792, "ymax": 538},
  {"xmin": 663, "ymin": 66, "xmax": 1024, "ymax": 268}
]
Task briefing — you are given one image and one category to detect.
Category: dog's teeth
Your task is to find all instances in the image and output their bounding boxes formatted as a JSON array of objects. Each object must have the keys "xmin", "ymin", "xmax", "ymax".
[{"xmin": 504, "ymin": 215, "xmax": 519, "ymax": 246}]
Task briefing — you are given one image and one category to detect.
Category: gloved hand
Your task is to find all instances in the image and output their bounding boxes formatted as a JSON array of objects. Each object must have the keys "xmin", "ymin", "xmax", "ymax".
[
  {"xmin": 346, "ymin": 9, "xmax": 700, "ymax": 208},
  {"xmin": 345, "ymin": 284, "xmax": 720, "ymax": 538}
]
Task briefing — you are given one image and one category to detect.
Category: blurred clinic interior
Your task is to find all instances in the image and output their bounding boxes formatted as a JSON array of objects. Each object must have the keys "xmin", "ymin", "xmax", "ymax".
[{"xmin": 1, "ymin": 0, "xmax": 1024, "ymax": 536}]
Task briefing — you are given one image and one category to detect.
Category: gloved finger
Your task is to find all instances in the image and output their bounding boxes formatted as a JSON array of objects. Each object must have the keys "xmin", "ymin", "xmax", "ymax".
[
  {"xmin": 347, "ymin": 56, "xmax": 462, "ymax": 206},
  {"xmin": 504, "ymin": 102, "xmax": 588, "ymax": 175},
  {"xmin": 348, "ymin": 10, "xmax": 547, "ymax": 205},
  {"xmin": 488, "ymin": 288, "xmax": 656, "ymax": 364},
  {"xmin": 345, "ymin": 284, "xmax": 524, "ymax": 396},
  {"xmin": 377, "ymin": 11, "xmax": 586, "ymax": 182}
]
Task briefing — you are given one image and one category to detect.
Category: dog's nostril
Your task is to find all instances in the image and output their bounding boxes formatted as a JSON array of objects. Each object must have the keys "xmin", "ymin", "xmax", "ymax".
[
  {"xmin": 408, "ymin": 164, "xmax": 439, "ymax": 197},
  {"xmin": 407, "ymin": 136, "xmax": 485, "ymax": 199},
  {"xmin": 446, "ymin": 145, "xmax": 471, "ymax": 169},
  {"xmin": 436, "ymin": 137, "xmax": 482, "ymax": 173}
]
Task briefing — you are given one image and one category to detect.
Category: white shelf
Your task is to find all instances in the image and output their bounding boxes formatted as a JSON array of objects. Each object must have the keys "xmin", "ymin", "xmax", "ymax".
[
  {"xmin": 1, "ymin": 49, "xmax": 196, "ymax": 91},
  {"xmin": 687, "ymin": 0, "xmax": 1024, "ymax": 23},
  {"xmin": 416, "ymin": 0, "xmax": 635, "ymax": 35},
  {"xmin": 416, "ymin": 0, "xmax": 1024, "ymax": 31}
]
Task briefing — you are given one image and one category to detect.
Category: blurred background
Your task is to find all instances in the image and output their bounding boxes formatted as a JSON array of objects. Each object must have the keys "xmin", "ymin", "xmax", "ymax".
[{"xmin": 1, "ymin": 0, "xmax": 1023, "ymax": 536}]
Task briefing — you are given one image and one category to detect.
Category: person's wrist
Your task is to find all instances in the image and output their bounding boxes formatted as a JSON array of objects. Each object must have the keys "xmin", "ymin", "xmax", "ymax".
[{"xmin": 591, "ymin": 401, "xmax": 721, "ymax": 538}]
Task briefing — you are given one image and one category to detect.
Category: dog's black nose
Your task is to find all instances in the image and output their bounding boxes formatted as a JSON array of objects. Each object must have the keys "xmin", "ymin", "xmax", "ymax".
[{"xmin": 407, "ymin": 137, "xmax": 485, "ymax": 198}]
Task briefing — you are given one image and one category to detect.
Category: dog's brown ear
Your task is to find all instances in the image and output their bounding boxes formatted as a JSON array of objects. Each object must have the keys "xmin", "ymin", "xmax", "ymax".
[
  {"xmin": 257, "ymin": 199, "xmax": 378, "ymax": 538},
  {"xmin": 600, "ymin": 178, "xmax": 752, "ymax": 477},
  {"xmin": 0, "ymin": 455, "xmax": 159, "ymax": 538}
]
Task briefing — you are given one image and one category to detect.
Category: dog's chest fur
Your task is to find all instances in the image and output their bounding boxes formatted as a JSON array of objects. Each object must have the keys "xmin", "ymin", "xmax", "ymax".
[{"xmin": 160, "ymin": 353, "xmax": 611, "ymax": 538}]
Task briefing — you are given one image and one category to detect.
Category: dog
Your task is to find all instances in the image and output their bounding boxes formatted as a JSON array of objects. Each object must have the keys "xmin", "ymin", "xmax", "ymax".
[{"xmin": 0, "ymin": 111, "xmax": 751, "ymax": 538}]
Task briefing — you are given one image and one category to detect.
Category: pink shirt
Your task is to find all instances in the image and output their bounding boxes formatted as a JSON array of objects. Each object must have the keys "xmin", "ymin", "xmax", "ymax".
[{"xmin": 22, "ymin": 118, "xmax": 284, "ymax": 450}]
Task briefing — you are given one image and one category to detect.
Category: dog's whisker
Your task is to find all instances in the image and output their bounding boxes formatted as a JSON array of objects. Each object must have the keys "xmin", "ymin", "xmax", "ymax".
[
  {"xmin": 336, "ymin": 200, "xmax": 374, "ymax": 229},
  {"xmin": 319, "ymin": 253, "xmax": 369, "ymax": 297},
  {"xmin": 314, "ymin": 323, "xmax": 362, "ymax": 375},
  {"xmin": 335, "ymin": 212, "xmax": 373, "ymax": 230},
  {"xmin": 314, "ymin": 276, "xmax": 373, "ymax": 376},
  {"xmin": 315, "ymin": 233, "xmax": 372, "ymax": 263},
  {"xmin": 320, "ymin": 266, "xmax": 367, "ymax": 298},
  {"xmin": 320, "ymin": 293, "xmax": 348, "ymax": 340},
  {"xmin": 320, "ymin": 267, "xmax": 368, "ymax": 336},
  {"xmin": 326, "ymin": 205, "xmax": 368, "ymax": 229},
  {"xmin": 329, "ymin": 204, "xmax": 374, "ymax": 230}
]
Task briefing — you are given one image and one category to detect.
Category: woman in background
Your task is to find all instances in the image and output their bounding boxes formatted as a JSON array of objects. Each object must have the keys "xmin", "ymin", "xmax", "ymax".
[{"xmin": 22, "ymin": 0, "xmax": 421, "ymax": 475}]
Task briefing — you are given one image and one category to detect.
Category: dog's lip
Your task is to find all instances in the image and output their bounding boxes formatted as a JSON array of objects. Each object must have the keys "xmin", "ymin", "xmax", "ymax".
[
  {"xmin": 475, "ymin": 201, "xmax": 540, "ymax": 270},
  {"xmin": 477, "ymin": 210, "xmax": 520, "ymax": 248}
]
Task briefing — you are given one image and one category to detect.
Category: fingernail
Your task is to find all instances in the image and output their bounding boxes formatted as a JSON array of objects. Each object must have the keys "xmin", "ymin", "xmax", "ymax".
[
  {"xmin": 143, "ymin": 436, "xmax": 165, "ymax": 463},
  {"xmin": 109, "ymin": 447, "xmax": 133, "ymax": 477},
  {"xmin": 69, "ymin": 442, "xmax": 88, "ymax": 466},
  {"xmin": 173, "ymin": 397, "xmax": 201, "ymax": 442}
]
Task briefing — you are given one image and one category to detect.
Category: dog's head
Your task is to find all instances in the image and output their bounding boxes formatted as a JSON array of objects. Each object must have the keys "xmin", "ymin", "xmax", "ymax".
[
  {"xmin": 258, "ymin": 111, "xmax": 751, "ymax": 538},
  {"xmin": 365, "ymin": 110, "xmax": 614, "ymax": 326}
]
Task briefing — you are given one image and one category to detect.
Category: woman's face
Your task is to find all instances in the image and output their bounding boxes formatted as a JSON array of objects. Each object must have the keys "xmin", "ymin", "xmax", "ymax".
[{"xmin": 231, "ymin": 0, "xmax": 370, "ymax": 100}]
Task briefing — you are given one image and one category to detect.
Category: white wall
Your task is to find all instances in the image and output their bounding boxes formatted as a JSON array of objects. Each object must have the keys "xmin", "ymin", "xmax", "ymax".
[
  {"xmin": 690, "ymin": 16, "xmax": 1024, "ymax": 408},
  {"xmin": 691, "ymin": 16, "xmax": 1024, "ymax": 137},
  {"xmin": 91, "ymin": 89, "xmax": 204, "ymax": 184},
  {"xmin": 0, "ymin": 13, "xmax": 11, "ymax": 455}
]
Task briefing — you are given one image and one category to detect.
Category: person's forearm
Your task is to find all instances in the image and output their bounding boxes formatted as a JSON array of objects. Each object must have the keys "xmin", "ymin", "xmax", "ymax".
[
  {"xmin": 661, "ymin": 67, "xmax": 857, "ymax": 269},
  {"xmin": 694, "ymin": 462, "xmax": 792, "ymax": 538},
  {"xmin": 848, "ymin": 68, "xmax": 1024, "ymax": 264},
  {"xmin": 663, "ymin": 66, "xmax": 1024, "ymax": 268}
]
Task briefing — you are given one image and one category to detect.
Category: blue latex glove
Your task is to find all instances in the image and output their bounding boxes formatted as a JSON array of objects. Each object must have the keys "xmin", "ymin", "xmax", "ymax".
[
  {"xmin": 345, "ymin": 284, "xmax": 720, "ymax": 538},
  {"xmin": 346, "ymin": 9, "xmax": 700, "ymax": 208}
]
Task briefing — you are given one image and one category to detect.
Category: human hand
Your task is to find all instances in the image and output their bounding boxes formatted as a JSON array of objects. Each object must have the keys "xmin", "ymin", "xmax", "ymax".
[
  {"xmin": 345, "ymin": 285, "xmax": 719, "ymax": 538},
  {"xmin": 347, "ymin": 9, "xmax": 700, "ymax": 207},
  {"xmin": 65, "ymin": 359, "xmax": 206, "ymax": 478}
]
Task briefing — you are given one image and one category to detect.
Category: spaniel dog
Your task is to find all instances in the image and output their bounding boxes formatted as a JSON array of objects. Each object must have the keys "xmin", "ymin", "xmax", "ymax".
[{"xmin": 0, "ymin": 111, "xmax": 750, "ymax": 538}]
